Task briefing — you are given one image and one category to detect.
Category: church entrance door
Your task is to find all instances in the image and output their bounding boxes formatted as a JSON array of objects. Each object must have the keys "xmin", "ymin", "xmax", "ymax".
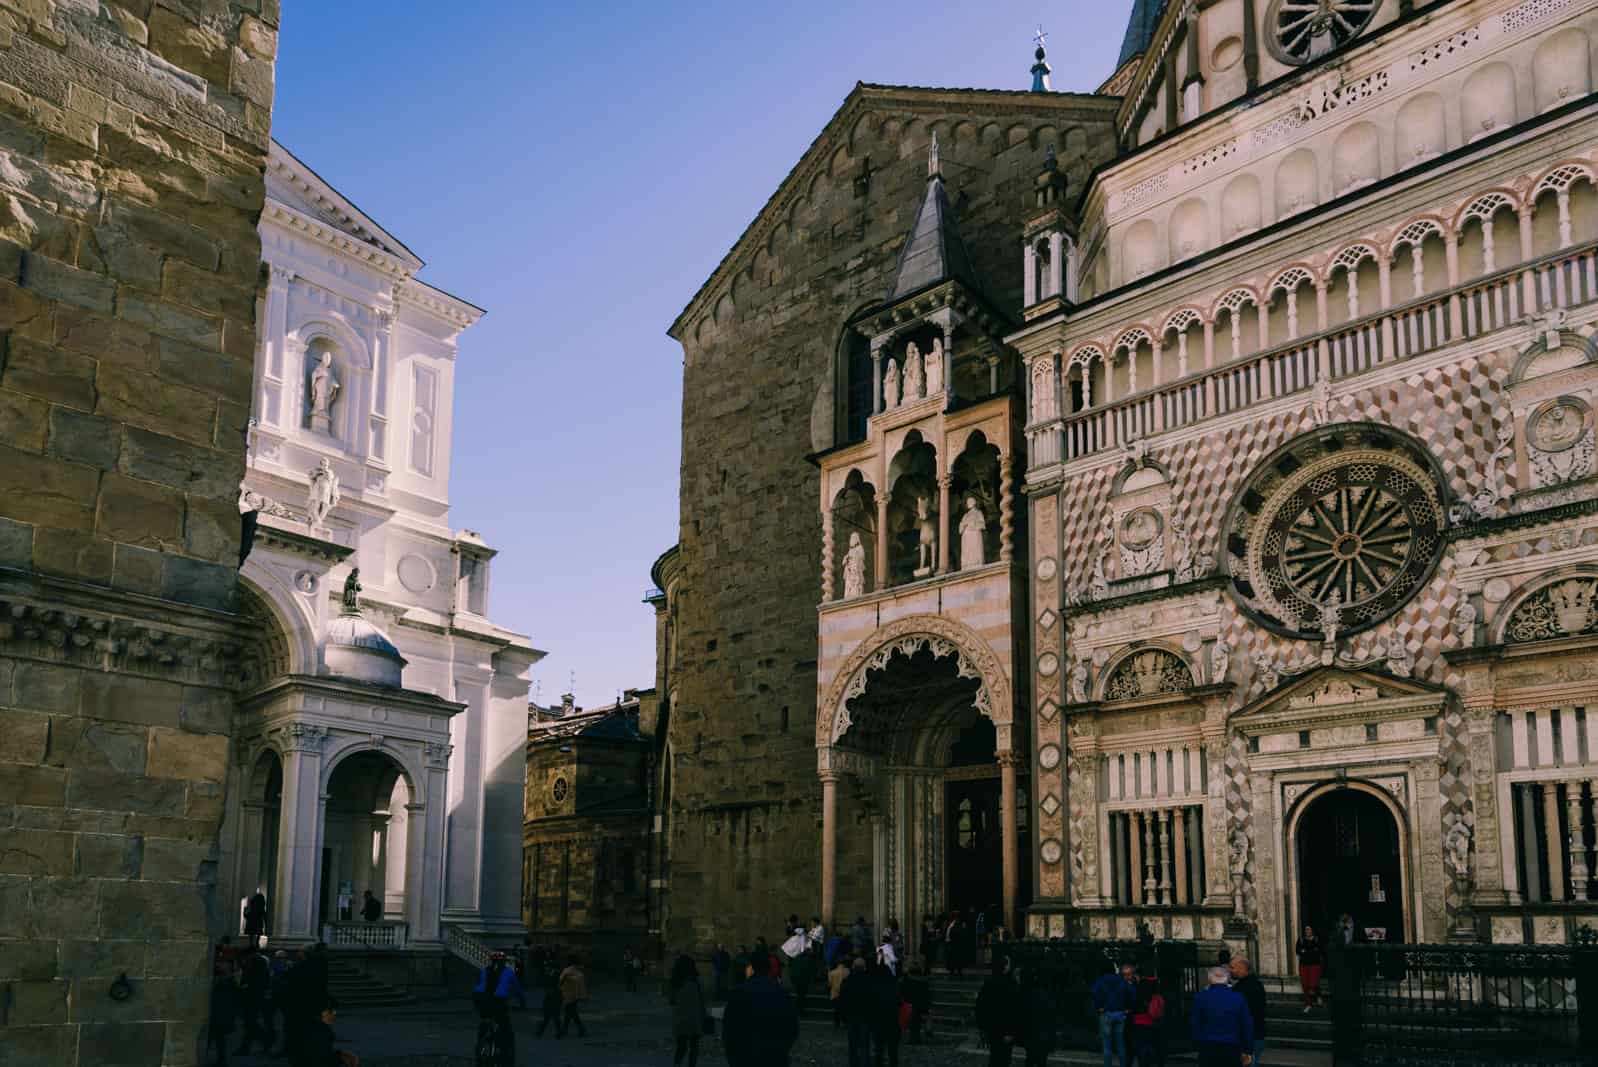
[
  {"xmin": 1294, "ymin": 786, "xmax": 1406, "ymax": 945},
  {"xmin": 945, "ymin": 774, "xmax": 1003, "ymax": 922}
]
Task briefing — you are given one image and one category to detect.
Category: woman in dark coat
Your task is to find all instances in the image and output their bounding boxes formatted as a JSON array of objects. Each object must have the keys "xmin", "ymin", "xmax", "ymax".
[{"xmin": 668, "ymin": 954, "xmax": 706, "ymax": 1067}]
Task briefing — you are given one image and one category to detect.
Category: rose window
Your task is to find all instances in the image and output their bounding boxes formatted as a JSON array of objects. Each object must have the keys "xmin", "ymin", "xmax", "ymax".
[
  {"xmin": 1225, "ymin": 426, "xmax": 1447, "ymax": 638},
  {"xmin": 1265, "ymin": 0, "xmax": 1381, "ymax": 65}
]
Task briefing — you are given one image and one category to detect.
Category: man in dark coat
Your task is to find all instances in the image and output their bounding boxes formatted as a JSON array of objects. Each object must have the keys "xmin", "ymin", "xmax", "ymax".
[
  {"xmin": 838, "ymin": 958, "xmax": 874, "ymax": 1067},
  {"xmin": 900, "ymin": 966, "xmax": 931, "ymax": 1044},
  {"xmin": 1229, "ymin": 957, "xmax": 1267, "ymax": 1067},
  {"xmin": 233, "ymin": 947, "xmax": 273, "ymax": 1055},
  {"xmin": 1191, "ymin": 966, "xmax": 1253, "ymax": 1067},
  {"xmin": 869, "ymin": 961, "xmax": 902, "ymax": 1067},
  {"xmin": 208, "ymin": 964, "xmax": 238, "ymax": 1066},
  {"xmin": 1018, "ymin": 966, "xmax": 1056, "ymax": 1067},
  {"xmin": 360, "ymin": 890, "xmax": 381, "ymax": 922},
  {"xmin": 975, "ymin": 955, "xmax": 1022, "ymax": 1067},
  {"xmin": 721, "ymin": 950, "xmax": 799, "ymax": 1067},
  {"xmin": 244, "ymin": 892, "xmax": 268, "ymax": 943}
]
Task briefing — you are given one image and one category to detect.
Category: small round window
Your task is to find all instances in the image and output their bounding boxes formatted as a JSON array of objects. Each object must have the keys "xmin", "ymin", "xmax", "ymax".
[{"xmin": 550, "ymin": 776, "xmax": 568, "ymax": 803}]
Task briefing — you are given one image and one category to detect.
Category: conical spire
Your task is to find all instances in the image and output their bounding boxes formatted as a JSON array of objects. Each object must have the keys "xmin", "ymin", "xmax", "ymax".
[
  {"xmin": 1118, "ymin": 0, "xmax": 1172, "ymax": 66},
  {"xmin": 886, "ymin": 135, "xmax": 982, "ymax": 302},
  {"xmin": 1031, "ymin": 26, "xmax": 1052, "ymax": 92}
]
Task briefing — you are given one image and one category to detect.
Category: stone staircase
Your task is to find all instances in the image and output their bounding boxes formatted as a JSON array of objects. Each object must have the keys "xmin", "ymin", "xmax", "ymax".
[{"xmin": 326, "ymin": 958, "xmax": 416, "ymax": 1011}]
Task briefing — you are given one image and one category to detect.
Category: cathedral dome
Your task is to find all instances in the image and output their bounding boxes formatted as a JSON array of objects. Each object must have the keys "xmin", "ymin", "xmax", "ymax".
[{"xmin": 323, "ymin": 568, "xmax": 406, "ymax": 687}]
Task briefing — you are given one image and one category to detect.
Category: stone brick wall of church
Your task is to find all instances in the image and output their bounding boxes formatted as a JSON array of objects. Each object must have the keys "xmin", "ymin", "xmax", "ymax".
[
  {"xmin": 669, "ymin": 96, "xmax": 1118, "ymax": 948},
  {"xmin": 0, "ymin": 4, "xmax": 276, "ymax": 1065}
]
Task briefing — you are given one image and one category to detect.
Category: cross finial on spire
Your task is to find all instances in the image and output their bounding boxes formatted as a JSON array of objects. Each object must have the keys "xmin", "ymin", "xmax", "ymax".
[
  {"xmin": 1034, "ymin": 25, "xmax": 1048, "ymax": 50},
  {"xmin": 1031, "ymin": 26, "xmax": 1053, "ymax": 91},
  {"xmin": 927, "ymin": 131, "xmax": 940, "ymax": 179}
]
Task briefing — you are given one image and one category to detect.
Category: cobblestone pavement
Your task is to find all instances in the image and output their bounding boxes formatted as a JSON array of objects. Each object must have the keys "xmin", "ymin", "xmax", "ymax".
[{"xmin": 225, "ymin": 988, "xmax": 1332, "ymax": 1067}]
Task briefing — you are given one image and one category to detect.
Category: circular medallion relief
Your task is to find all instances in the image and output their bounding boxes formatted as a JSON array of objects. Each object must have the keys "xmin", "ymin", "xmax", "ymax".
[
  {"xmin": 1529, "ymin": 397, "xmax": 1590, "ymax": 453},
  {"xmin": 1120, "ymin": 507, "xmax": 1163, "ymax": 550},
  {"xmin": 1040, "ymin": 838, "xmax": 1064, "ymax": 865},
  {"xmin": 1036, "ymin": 557, "xmax": 1058, "ymax": 582},
  {"xmin": 294, "ymin": 571, "xmax": 316, "ymax": 594},
  {"xmin": 1225, "ymin": 426, "xmax": 1447, "ymax": 638},
  {"xmin": 550, "ymin": 776, "xmax": 568, "ymax": 804},
  {"xmin": 1038, "ymin": 652, "xmax": 1059, "ymax": 677},
  {"xmin": 1264, "ymin": 0, "xmax": 1380, "ymax": 66},
  {"xmin": 1211, "ymin": 36, "xmax": 1244, "ymax": 72},
  {"xmin": 1483, "ymin": 577, "xmax": 1513, "ymax": 604},
  {"xmin": 1038, "ymin": 744, "xmax": 1061, "ymax": 770},
  {"xmin": 396, "ymin": 553, "xmax": 436, "ymax": 594}
]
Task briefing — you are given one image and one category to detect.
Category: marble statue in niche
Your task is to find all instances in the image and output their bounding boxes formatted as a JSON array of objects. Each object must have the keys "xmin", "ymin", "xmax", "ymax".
[
  {"xmin": 926, "ymin": 337, "xmax": 944, "ymax": 396},
  {"xmin": 914, "ymin": 495, "xmax": 936, "ymax": 578},
  {"xmin": 1319, "ymin": 592, "xmax": 1341, "ymax": 665},
  {"xmin": 308, "ymin": 350, "xmax": 340, "ymax": 434},
  {"xmin": 843, "ymin": 532, "xmax": 866, "ymax": 598},
  {"xmin": 1211, "ymin": 639, "xmax": 1231, "ymax": 684},
  {"xmin": 307, "ymin": 457, "xmax": 340, "ymax": 531},
  {"xmin": 884, "ymin": 357, "xmax": 901, "ymax": 410},
  {"xmin": 903, "ymin": 341, "xmax": 924, "ymax": 401},
  {"xmin": 1384, "ymin": 631, "xmax": 1414, "ymax": 677},
  {"xmin": 1070, "ymin": 660, "xmax": 1090, "ymax": 703},
  {"xmin": 959, "ymin": 497, "xmax": 987, "ymax": 570}
]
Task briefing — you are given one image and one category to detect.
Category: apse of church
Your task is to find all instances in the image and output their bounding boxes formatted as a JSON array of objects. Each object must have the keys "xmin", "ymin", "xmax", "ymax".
[{"xmin": 1016, "ymin": 0, "xmax": 1598, "ymax": 970}]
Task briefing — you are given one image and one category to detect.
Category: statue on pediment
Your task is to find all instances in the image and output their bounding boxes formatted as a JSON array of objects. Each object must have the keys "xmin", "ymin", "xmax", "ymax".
[
  {"xmin": 903, "ymin": 341, "xmax": 924, "ymax": 401},
  {"xmin": 843, "ymin": 532, "xmax": 866, "ymax": 599},
  {"xmin": 307, "ymin": 458, "xmax": 340, "ymax": 530},
  {"xmin": 926, "ymin": 337, "xmax": 944, "ymax": 396},
  {"xmin": 884, "ymin": 358, "xmax": 901, "ymax": 410}
]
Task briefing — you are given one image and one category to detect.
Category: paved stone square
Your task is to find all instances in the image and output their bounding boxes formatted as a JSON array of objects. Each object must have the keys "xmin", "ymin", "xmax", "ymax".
[{"xmin": 225, "ymin": 986, "xmax": 1332, "ymax": 1067}]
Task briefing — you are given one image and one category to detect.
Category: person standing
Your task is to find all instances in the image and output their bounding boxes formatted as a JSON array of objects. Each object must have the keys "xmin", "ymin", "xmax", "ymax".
[
  {"xmin": 233, "ymin": 947, "xmax": 271, "ymax": 1056},
  {"xmin": 1191, "ymin": 966, "xmax": 1253, "ymax": 1067},
  {"xmin": 840, "ymin": 958, "xmax": 874, "ymax": 1067},
  {"xmin": 722, "ymin": 950, "xmax": 800, "ymax": 1067},
  {"xmin": 360, "ymin": 890, "xmax": 381, "ymax": 923},
  {"xmin": 920, "ymin": 915, "xmax": 940, "ymax": 973},
  {"xmin": 711, "ymin": 943, "xmax": 731, "ymax": 1001},
  {"xmin": 900, "ymin": 965, "xmax": 931, "ymax": 1045},
  {"xmin": 1295, "ymin": 925, "xmax": 1325, "ymax": 1012},
  {"xmin": 207, "ymin": 962, "xmax": 238, "ymax": 1067},
  {"xmin": 1229, "ymin": 957, "xmax": 1267, "ymax": 1067},
  {"xmin": 244, "ymin": 891, "xmax": 268, "ymax": 945},
  {"xmin": 790, "ymin": 940, "xmax": 817, "ymax": 1017},
  {"xmin": 1128, "ymin": 971, "xmax": 1166, "ymax": 1067},
  {"xmin": 1018, "ymin": 966, "xmax": 1056, "ymax": 1067},
  {"xmin": 851, "ymin": 916, "xmax": 872, "ymax": 959},
  {"xmin": 668, "ymin": 954, "xmax": 706, "ymax": 1067},
  {"xmin": 1091, "ymin": 962, "xmax": 1137, "ymax": 1067},
  {"xmin": 869, "ymin": 960, "xmax": 903, "ymax": 1067},
  {"xmin": 975, "ymin": 955, "xmax": 1021, "ymax": 1067},
  {"xmin": 557, "ymin": 955, "xmax": 589, "ymax": 1038},
  {"xmin": 828, "ymin": 953, "xmax": 851, "ymax": 1029},
  {"xmin": 473, "ymin": 951, "xmax": 526, "ymax": 1064},
  {"xmin": 534, "ymin": 960, "xmax": 563, "ymax": 1038}
]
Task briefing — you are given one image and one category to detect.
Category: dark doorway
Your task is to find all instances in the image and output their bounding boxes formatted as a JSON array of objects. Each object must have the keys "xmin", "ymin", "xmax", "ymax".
[
  {"xmin": 946, "ymin": 776, "xmax": 1002, "ymax": 919},
  {"xmin": 1296, "ymin": 786, "xmax": 1405, "ymax": 943}
]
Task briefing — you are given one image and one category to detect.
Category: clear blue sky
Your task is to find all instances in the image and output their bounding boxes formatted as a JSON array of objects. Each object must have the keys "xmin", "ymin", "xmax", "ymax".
[{"xmin": 272, "ymin": 2, "xmax": 1129, "ymax": 710}]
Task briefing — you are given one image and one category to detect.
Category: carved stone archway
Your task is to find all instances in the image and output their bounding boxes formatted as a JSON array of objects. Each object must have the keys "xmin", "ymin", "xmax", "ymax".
[{"xmin": 819, "ymin": 613, "xmax": 1014, "ymax": 750}]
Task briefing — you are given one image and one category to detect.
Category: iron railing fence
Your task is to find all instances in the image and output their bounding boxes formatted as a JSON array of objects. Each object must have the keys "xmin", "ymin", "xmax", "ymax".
[
  {"xmin": 1330, "ymin": 942, "xmax": 1598, "ymax": 1067},
  {"xmin": 1000, "ymin": 938, "xmax": 1201, "ymax": 1053}
]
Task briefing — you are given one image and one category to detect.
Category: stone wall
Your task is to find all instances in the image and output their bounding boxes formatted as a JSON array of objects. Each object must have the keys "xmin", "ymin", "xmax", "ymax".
[
  {"xmin": 0, "ymin": 3, "xmax": 276, "ymax": 1065},
  {"xmin": 666, "ymin": 87, "xmax": 1118, "ymax": 950}
]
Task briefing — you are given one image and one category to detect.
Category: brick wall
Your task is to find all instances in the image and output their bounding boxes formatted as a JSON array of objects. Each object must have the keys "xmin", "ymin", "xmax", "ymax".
[
  {"xmin": 666, "ymin": 89, "xmax": 1118, "ymax": 949},
  {"xmin": 0, "ymin": 3, "xmax": 276, "ymax": 1065}
]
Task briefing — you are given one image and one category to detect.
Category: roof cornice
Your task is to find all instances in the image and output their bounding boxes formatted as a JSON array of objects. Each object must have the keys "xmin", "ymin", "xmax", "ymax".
[
  {"xmin": 264, "ymin": 199, "xmax": 413, "ymax": 281},
  {"xmin": 269, "ymin": 141, "xmax": 424, "ymax": 270},
  {"xmin": 667, "ymin": 83, "xmax": 1119, "ymax": 341}
]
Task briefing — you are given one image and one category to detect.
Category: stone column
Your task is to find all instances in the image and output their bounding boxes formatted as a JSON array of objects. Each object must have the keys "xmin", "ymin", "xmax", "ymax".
[
  {"xmin": 1556, "ymin": 189, "xmax": 1573, "ymax": 248},
  {"xmin": 1568, "ymin": 781, "xmax": 1589, "ymax": 902},
  {"xmin": 941, "ymin": 321, "xmax": 956, "ymax": 404},
  {"xmin": 1543, "ymin": 784, "xmax": 1567, "ymax": 902},
  {"xmin": 999, "ymin": 752, "xmax": 1020, "ymax": 936},
  {"xmin": 409, "ymin": 742, "xmax": 452, "ymax": 945},
  {"xmin": 271, "ymin": 724, "xmax": 328, "ymax": 941},
  {"xmin": 1129, "ymin": 811, "xmax": 1144, "ymax": 906},
  {"xmin": 1445, "ymin": 234, "xmax": 1463, "ymax": 335},
  {"xmin": 821, "ymin": 770, "xmax": 840, "ymax": 927},
  {"xmin": 998, "ymin": 455, "xmax": 1014, "ymax": 563},
  {"xmin": 821, "ymin": 507, "xmax": 835, "ymax": 602},
  {"xmin": 871, "ymin": 342, "xmax": 885, "ymax": 415},
  {"xmin": 1464, "ymin": 699, "xmax": 1509, "ymax": 905},
  {"xmin": 1048, "ymin": 231, "xmax": 1065, "ymax": 300},
  {"xmin": 937, "ymin": 473, "xmax": 952, "ymax": 575},
  {"xmin": 1173, "ymin": 807, "xmax": 1190, "ymax": 906},
  {"xmin": 1518, "ymin": 208, "xmax": 1539, "ymax": 311},
  {"xmin": 261, "ymin": 266, "xmax": 294, "ymax": 427},
  {"xmin": 1201, "ymin": 729, "xmax": 1232, "ymax": 908},
  {"xmin": 1024, "ymin": 240, "xmax": 1038, "ymax": 306},
  {"xmin": 875, "ymin": 494, "xmax": 890, "ymax": 592},
  {"xmin": 1159, "ymin": 809, "xmax": 1174, "ymax": 906},
  {"xmin": 371, "ymin": 308, "xmax": 393, "ymax": 462},
  {"xmin": 1378, "ymin": 258, "xmax": 1396, "ymax": 360},
  {"xmin": 1141, "ymin": 811, "xmax": 1158, "ymax": 903}
]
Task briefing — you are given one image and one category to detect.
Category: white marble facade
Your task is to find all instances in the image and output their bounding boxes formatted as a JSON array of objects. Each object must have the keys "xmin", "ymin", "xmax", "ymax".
[{"xmin": 223, "ymin": 142, "xmax": 541, "ymax": 950}]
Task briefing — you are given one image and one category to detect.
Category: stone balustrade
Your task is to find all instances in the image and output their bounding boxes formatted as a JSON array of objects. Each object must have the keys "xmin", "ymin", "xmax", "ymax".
[{"xmin": 322, "ymin": 920, "xmax": 409, "ymax": 950}]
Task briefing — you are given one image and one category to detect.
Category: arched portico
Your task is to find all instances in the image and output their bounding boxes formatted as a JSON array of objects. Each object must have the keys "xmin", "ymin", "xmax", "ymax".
[
  {"xmin": 1285, "ymin": 779, "xmax": 1414, "ymax": 950},
  {"xmin": 817, "ymin": 614, "xmax": 1019, "ymax": 936}
]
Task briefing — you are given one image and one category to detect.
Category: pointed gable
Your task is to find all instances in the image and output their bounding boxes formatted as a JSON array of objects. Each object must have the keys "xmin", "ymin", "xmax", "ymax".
[
  {"xmin": 266, "ymin": 141, "xmax": 423, "ymax": 271},
  {"xmin": 887, "ymin": 160, "xmax": 984, "ymax": 302},
  {"xmin": 1232, "ymin": 665, "xmax": 1448, "ymax": 731}
]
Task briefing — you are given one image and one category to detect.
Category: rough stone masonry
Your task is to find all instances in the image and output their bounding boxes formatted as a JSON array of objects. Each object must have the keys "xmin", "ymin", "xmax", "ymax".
[{"xmin": 0, "ymin": 2, "xmax": 277, "ymax": 1065}]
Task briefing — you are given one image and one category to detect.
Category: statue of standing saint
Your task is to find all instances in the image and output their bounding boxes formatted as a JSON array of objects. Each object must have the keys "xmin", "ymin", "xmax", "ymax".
[
  {"xmin": 914, "ymin": 494, "xmax": 936, "ymax": 577},
  {"xmin": 306, "ymin": 457, "xmax": 340, "ymax": 531},
  {"xmin": 925, "ymin": 337, "xmax": 944, "ymax": 397},
  {"xmin": 958, "ymin": 497, "xmax": 986, "ymax": 570},
  {"xmin": 308, "ymin": 350, "xmax": 340, "ymax": 434},
  {"xmin": 842, "ymin": 532, "xmax": 866, "ymax": 598},
  {"xmin": 883, "ymin": 357, "xmax": 901, "ymax": 409},
  {"xmin": 903, "ymin": 342, "xmax": 924, "ymax": 401}
]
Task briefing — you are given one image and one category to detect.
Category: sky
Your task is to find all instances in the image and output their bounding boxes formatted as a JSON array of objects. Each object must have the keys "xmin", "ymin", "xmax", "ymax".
[{"xmin": 271, "ymin": 1, "xmax": 1130, "ymax": 710}]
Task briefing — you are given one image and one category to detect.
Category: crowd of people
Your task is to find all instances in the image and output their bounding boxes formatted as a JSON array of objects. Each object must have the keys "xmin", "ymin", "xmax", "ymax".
[{"xmin": 206, "ymin": 938, "xmax": 356, "ymax": 1067}]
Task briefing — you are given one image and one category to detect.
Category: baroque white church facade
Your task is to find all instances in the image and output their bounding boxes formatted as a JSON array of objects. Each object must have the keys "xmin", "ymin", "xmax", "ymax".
[{"xmin": 222, "ymin": 142, "xmax": 538, "ymax": 961}]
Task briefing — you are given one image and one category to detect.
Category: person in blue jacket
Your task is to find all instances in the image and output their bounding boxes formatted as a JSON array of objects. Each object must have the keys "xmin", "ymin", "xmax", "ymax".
[
  {"xmin": 474, "ymin": 951, "xmax": 527, "ymax": 1062},
  {"xmin": 1190, "ymin": 966, "xmax": 1254, "ymax": 1067},
  {"xmin": 1091, "ymin": 961, "xmax": 1138, "ymax": 1067}
]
